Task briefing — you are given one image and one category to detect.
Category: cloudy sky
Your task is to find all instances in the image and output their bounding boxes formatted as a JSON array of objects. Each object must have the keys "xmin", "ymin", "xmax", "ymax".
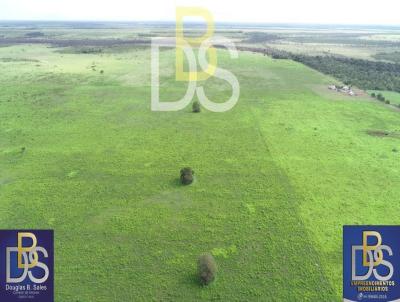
[{"xmin": 0, "ymin": 0, "xmax": 399, "ymax": 25}]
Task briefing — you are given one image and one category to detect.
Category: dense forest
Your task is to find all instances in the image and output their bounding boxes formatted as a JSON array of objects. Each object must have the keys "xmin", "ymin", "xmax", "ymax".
[
  {"xmin": 250, "ymin": 46, "xmax": 400, "ymax": 92},
  {"xmin": 292, "ymin": 55, "xmax": 400, "ymax": 92}
]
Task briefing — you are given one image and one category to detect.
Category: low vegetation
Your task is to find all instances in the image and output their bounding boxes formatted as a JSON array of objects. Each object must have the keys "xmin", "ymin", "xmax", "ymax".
[
  {"xmin": 198, "ymin": 253, "xmax": 217, "ymax": 286},
  {"xmin": 243, "ymin": 32, "xmax": 281, "ymax": 44},
  {"xmin": 25, "ymin": 31, "xmax": 45, "ymax": 38},
  {"xmin": 180, "ymin": 167, "xmax": 194, "ymax": 185},
  {"xmin": 192, "ymin": 101, "xmax": 201, "ymax": 113}
]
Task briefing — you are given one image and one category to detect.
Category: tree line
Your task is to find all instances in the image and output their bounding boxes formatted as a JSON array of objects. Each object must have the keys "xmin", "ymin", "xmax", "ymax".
[{"xmin": 228, "ymin": 45, "xmax": 400, "ymax": 93}]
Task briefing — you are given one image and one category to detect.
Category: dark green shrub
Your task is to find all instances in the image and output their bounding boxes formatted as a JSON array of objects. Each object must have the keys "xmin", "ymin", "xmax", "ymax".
[
  {"xmin": 180, "ymin": 167, "xmax": 194, "ymax": 185},
  {"xmin": 371, "ymin": 92, "xmax": 376, "ymax": 98},
  {"xmin": 198, "ymin": 253, "xmax": 217, "ymax": 286},
  {"xmin": 100, "ymin": 70, "xmax": 104, "ymax": 74},
  {"xmin": 25, "ymin": 31, "xmax": 45, "ymax": 38},
  {"xmin": 192, "ymin": 101, "xmax": 201, "ymax": 113},
  {"xmin": 377, "ymin": 93, "xmax": 385, "ymax": 102},
  {"xmin": 385, "ymin": 100, "xmax": 391, "ymax": 104}
]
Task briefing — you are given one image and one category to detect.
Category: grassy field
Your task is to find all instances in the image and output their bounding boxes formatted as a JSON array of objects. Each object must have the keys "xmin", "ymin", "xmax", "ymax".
[
  {"xmin": 368, "ymin": 90, "xmax": 400, "ymax": 106},
  {"xmin": 269, "ymin": 42, "xmax": 385, "ymax": 60},
  {"xmin": 235, "ymin": 26, "xmax": 400, "ymax": 60},
  {"xmin": 0, "ymin": 38, "xmax": 399, "ymax": 301}
]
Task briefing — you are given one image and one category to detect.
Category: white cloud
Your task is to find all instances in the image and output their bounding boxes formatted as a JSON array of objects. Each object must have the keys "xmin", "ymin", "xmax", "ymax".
[{"xmin": 0, "ymin": 0, "xmax": 399, "ymax": 25}]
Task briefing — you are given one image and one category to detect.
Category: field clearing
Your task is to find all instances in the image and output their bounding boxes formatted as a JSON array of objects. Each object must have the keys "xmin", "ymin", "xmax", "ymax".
[
  {"xmin": 360, "ymin": 34, "xmax": 400, "ymax": 42},
  {"xmin": 368, "ymin": 90, "xmax": 400, "ymax": 106},
  {"xmin": 0, "ymin": 42, "xmax": 399, "ymax": 301},
  {"xmin": 267, "ymin": 42, "xmax": 394, "ymax": 60}
]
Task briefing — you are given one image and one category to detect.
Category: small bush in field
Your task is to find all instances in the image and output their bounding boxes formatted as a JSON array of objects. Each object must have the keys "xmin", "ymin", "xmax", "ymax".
[
  {"xmin": 180, "ymin": 167, "xmax": 194, "ymax": 185},
  {"xmin": 198, "ymin": 253, "xmax": 217, "ymax": 286},
  {"xmin": 192, "ymin": 101, "xmax": 201, "ymax": 113}
]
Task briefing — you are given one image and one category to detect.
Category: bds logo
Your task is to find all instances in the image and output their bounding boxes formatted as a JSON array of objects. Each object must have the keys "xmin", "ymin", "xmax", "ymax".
[
  {"xmin": 151, "ymin": 7, "xmax": 240, "ymax": 112},
  {"xmin": 343, "ymin": 226, "xmax": 400, "ymax": 302},
  {"xmin": 0, "ymin": 230, "xmax": 53, "ymax": 302}
]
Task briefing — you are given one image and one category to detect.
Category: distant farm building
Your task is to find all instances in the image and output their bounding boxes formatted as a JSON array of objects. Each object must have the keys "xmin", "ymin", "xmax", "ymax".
[{"xmin": 328, "ymin": 85, "xmax": 356, "ymax": 96}]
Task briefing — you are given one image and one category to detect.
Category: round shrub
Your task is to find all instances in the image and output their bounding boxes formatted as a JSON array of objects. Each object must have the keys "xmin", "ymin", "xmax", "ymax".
[
  {"xmin": 180, "ymin": 167, "xmax": 194, "ymax": 185},
  {"xmin": 192, "ymin": 101, "xmax": 201, "ymax": 113},
  {"xmin": 198, "ymin": 253, "xmax": 217, "ymax": 286}
]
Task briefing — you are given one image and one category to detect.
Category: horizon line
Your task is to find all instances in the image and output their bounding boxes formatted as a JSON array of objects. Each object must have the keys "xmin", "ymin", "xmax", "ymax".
[{"xmin": 0, "ymin": 20, "xmax": 400, "ymax": 27}]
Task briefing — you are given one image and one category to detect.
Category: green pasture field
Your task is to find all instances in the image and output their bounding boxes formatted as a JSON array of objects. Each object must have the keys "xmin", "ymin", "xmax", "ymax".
[
  {"xmin": 0, "ymin": 41, "xmax": 399, "ymax": 301},
  {"xmin": 360, "ymin": 34, "xmax": 400, "ymax": 42}
]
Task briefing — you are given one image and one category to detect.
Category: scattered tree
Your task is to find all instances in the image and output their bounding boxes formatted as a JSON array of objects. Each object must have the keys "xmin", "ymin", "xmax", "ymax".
[
  {"xmin": 180, "ymin": 167, "xmax": 194, "ymax": 185},
  {"xmin": 377, "ymin": 93, "xmax": 385, "ymax": 102},
  {"xmin": 192, "ymin": 101, "xmax": 201, "ymax": 113},
  {"xmin": 198, "ymin": 253, "xmax": 217, "ymax": 286}
]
